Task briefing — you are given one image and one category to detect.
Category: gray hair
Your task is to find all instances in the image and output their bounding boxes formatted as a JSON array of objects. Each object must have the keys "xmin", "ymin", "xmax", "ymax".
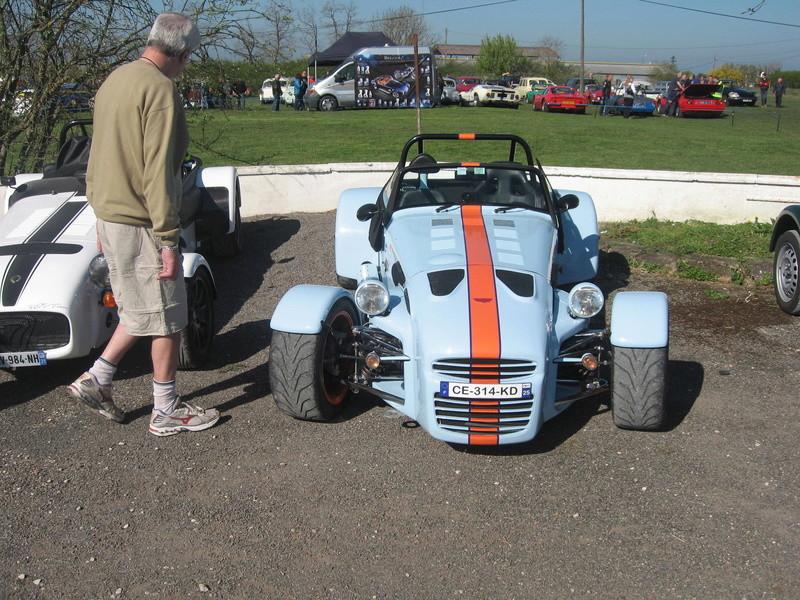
[{"xmin": 147, "ymin": 13, "xmax": 200, "ymax": 57}]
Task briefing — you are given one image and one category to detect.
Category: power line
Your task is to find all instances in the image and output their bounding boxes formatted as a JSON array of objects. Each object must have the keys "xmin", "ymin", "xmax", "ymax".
[{"xmin": 631, "ymin": 0, "xmax": 800, "ymax": 28}]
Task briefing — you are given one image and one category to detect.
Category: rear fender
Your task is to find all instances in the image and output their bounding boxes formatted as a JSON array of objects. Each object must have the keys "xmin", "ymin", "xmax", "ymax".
[
  {"xmin": 335, "ymin": 188, "xmax": 382, "ymax": 285},
  {"xmin": 769, "ymin": 206, "xmax": 800, "ymax": 251},
  {"xmin": 182, "ymin": 252, "xmax": 217, "ymax": 297},
  {"xmin": 554, "ymin": 190, "xmax": 599, "ymax": 285},
  {"xmin": 271, "ymin": 285, "xmax": 355, "ymax": 334},
  {"xmin": 610, "ymin": 291, "xmax": 669, "ymax": 348}
]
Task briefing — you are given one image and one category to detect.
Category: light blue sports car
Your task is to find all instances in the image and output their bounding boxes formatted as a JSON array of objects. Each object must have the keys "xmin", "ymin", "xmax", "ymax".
[{"xmin": 269, "ymin": 134, "xmax": 669, "ymax": 446}]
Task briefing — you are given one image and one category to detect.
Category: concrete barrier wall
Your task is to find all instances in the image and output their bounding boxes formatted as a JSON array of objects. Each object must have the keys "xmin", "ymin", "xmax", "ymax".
[
  {"xmin": 237, "ymin": 163, "xmax": 800, "ymax": 223},
  {"xmin": 4, "ymin": 165, "xmax": 799, "ymax": 223}
]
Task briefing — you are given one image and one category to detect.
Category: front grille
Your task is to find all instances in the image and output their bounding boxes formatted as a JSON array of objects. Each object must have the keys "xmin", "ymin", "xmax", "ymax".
[
  {"xmin": 0, "ymin": 312, "xmax": 70, "ymax": 351},
  {"xmin": 434, "ymin": 397, "xmax": 534, "ymax": 435},
  {"xmin": 432, "ymin": 358, "xmax": 536, "ymax": 381}
]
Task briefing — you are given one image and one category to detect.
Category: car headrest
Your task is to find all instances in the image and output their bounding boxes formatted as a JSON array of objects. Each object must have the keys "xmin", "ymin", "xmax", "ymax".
[{"xmin": 408, "ymin": 153, "xmax": 439, "ymax": 174}]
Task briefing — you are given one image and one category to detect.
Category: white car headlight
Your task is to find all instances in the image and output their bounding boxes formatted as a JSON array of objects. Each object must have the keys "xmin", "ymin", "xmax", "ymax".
[
  {"xmin": 88, "ymin": 253, "xmax": 111, "ymax": 287},
  {"xmin": 355, "ymin": 280, "xmax": 390, "ymax": 315},
  {"xmin": 567, "ymin": 283, "xmax": 604, "ymax": 319},
  {"xmin": 729, "ymin": 92, "xmax": 740, "ymax": 98},
  {"xmin": 355, "ymin": 262, "xmax": 390, "ymax": 315}
]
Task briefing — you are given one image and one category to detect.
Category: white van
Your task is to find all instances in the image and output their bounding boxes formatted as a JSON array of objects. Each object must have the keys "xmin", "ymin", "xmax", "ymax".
[{"xmin": 305, "ymin": 46, "xmax": 436, "ymax": 110}]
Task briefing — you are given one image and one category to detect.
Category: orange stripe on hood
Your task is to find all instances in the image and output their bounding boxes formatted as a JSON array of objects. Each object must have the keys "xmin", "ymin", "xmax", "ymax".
[{"xmin": 461, "ymin": 205, "xmax": 501, "ymax": 446}]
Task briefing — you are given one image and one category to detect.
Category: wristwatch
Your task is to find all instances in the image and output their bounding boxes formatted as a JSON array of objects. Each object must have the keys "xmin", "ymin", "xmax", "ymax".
[{"xmin": 161, "ymin": 243, "xmax": 180, "ymax": 251}]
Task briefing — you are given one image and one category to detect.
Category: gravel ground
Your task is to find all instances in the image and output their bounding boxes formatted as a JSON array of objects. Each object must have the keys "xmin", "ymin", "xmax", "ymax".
[{"xmin": 1, "ymin": 212, "xmax": 799, "ymax": 600}]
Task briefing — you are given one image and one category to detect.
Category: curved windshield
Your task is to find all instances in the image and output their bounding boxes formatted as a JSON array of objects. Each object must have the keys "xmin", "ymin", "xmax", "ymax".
[{"xmin": 393, "ymin": 165, "xmax": 548, "ymax": 213}]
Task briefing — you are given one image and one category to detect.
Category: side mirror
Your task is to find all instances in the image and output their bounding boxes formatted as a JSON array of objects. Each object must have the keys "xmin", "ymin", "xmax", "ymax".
[
  {"xmin": 357, "ymin": 203, "xmax": 379, "ymax": 222},
  {"xmin": 555, "ymin": 193, "xmax": 579, "ymax": 212},
  {"xmin": 0, "ymin": 176, "xmax": 16, "ymax": 186}
]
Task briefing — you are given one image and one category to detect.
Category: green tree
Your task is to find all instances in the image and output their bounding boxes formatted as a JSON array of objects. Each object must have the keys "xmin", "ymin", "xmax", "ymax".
[
  {"xmin": 1, "ymin": 0, "xmax": 269, "ymax": 175},
  {"xmin": 476, "ymin": 34, "xmax": 529, "ymax": 78}
]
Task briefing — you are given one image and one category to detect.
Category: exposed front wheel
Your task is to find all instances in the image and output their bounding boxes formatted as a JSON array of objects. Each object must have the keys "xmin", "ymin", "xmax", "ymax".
[
  {"xmin": 611, "ymin": 346, "xmax": 667, "ymax": 430},
  {"xmin": 179, "ymin": 267, "xmax": 215, "ymax": 369},
  {"xmin": 774, "ymin": 229, "xmax": 800, "ymax": 315},
  {"xmin": 542, "ymin": 102, "xmax": 549, "ymax": 112},
  {"xmin": 269, "ymin": 298, "xmax": 357, "ymax": 421}
]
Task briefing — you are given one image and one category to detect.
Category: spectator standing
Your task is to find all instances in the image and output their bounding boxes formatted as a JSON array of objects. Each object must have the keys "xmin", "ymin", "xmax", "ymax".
[
  {"xmin": 758, "ymin": 72, "xmax": 770, "ymax": 106},
  {"xmin": 68, "ymin": 12, "xmax": 220, "ymax": 436},
  {"xmin": 621, "ymin": 75, "xmax": 637, "ymax": 119},
  {"xmin": 271, "ymin": 74, "xmax": 283, "ymax": 111},
  {"xmin": 294, "ymin": 70, "xmax": 308, "ymax": 110},
  {"xmin": 232, "ymin": 81, "xmax": 247, "ymax": 110},
  {"xmin": 664, "ymin": 71, "xmax": 683, "ymax": 116},
  {"xmin": 601, "ymin": 74, "xmax": 613, "ymax": 115},
  {"xmin": 774, "ymin": 77, "xmax": 785, "ymax": 108}
]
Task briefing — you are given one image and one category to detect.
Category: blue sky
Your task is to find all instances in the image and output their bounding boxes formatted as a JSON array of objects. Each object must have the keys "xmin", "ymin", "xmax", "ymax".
[{"xmin": 304, "ymin": 0, "xmax": 800, "ymax": 71}]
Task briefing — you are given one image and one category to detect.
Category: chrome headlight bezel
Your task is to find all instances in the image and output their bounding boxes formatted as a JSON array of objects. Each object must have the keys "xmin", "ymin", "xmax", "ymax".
[
  {"xmin": 567, "ymin": 283, "xmax": 604, "ymax": 319},
  {"xmin": 355, "ymin": 280, "xmax": 390, "ymax": 316},
  {"xmin": 88, "ymin": 253, "xmax": 111, "ymax": 288}
]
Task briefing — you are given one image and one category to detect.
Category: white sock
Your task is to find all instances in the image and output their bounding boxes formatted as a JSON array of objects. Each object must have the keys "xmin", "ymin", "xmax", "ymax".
[
  {"xmin": 153, "ymin": 379, "xmax": 179, "ymax": 414},
  {"xmin": 88, "ymin": 357, "xmax": 117, "ymax": 387}
]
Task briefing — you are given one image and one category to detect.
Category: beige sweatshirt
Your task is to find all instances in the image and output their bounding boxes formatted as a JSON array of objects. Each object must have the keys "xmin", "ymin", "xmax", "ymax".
[{"xmin": 87, "ymin": 60, "xmax": 188, "ymax": 247}]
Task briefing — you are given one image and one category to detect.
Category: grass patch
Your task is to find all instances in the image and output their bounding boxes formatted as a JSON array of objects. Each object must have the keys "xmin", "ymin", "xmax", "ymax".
[
  {"xmin": 705, "ymin": 290, "xmax": 731, "ymax": 300},
  {"xmin": 177, "ymin": 94, "xmax": 800, "ymax": 175},
  {"xmin": 676, "ymin": 261, "xmax": 719, "ymax": 281},
  {"xmin": 602, "ymin": 218, "xmax": 773, "ymax": 259}
]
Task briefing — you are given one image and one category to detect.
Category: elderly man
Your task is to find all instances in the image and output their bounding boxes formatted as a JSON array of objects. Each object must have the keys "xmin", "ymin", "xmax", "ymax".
[{"xmin": 68, "ymin": 13, "xmax": 220, "ymax": 436}]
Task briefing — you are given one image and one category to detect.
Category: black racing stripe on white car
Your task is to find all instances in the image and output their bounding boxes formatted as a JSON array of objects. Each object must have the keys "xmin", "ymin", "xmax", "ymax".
[{"xmin": 1, "ymin": 201, "xmax": 87, "ymax": 307}]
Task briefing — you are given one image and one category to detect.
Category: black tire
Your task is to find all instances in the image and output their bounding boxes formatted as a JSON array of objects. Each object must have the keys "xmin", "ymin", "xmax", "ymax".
[
  {"xmin": 774, "ymin": 229, "xmax": 800, "ymax": 315},
  {"xmin": 209, "ymin": 180, "xmax": 243, "ymax": 258},
  {"xmin": 542, "ymin": 102, "xmax": 549, "ymax": 112},
  {"xmin": 611, "ymin": 346, "xmax": 667, "ymax": 430},
  {"xmin": 269, "ymin": 298, "xmax": 357, "ymax": 421},
  {"xmin": 179, "ymin": 267, "xmax": 215, "ymax": 369},
  {"xmin": 319, "ymin": 95, "xmax": 338, "ymax": 111},
  {"xmin": 675, "ymin": 106, "xmax": 682, "ymax": 118}
]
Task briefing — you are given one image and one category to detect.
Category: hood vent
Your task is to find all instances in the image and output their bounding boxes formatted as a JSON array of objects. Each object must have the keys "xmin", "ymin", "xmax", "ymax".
[
  {"xmin": 427, "ymin": 269, "xmax": 464, "ymax": 296},
  {"xmin": 431, "ymin": 218, "xmax": 453, "ymax": 226},
  {"xmin": 493, "ymin": 219, "xmax": 516, "ymax": 228},
  {"xmin": 496, "ymin": 269, "xmax": 534, "ymax": 297}
]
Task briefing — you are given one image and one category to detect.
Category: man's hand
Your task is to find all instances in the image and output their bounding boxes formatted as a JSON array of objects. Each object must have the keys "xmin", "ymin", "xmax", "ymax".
[{"xmin": 156, "ymin": 247, "xmax": 181, "ymax": 281}]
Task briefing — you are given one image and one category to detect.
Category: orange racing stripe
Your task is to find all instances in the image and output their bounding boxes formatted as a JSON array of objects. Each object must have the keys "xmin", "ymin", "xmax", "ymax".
[{"xmin": 460, "ymin": 204, "xmax": 501, "ymax": 445}]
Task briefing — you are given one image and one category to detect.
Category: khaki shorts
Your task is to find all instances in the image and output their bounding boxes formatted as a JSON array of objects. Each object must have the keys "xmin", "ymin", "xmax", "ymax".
[{"xmin": 97, "ymin": 219, "xmax": 187, "ymax": 336}]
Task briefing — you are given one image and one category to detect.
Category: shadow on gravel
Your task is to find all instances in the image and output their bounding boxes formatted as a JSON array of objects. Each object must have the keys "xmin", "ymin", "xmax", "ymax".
[
  {"xmin": 0, "ymin": 359, "xmax": 83, "ymax": 412},
  {"xmin": 597, "ymin": 250, "xmax": 632, "ymax": 295},
  {"xmin": 663, "ymin": 359, "xmax": 704, "ymax": 430},
  {"xmin": 209, "ymin": 217, "xmax": 301, "ymax": 332}
]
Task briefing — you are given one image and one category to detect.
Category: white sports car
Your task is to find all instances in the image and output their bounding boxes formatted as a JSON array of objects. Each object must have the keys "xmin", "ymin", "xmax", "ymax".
[
  {"xmin": 460, "ymin": 84, "xmax": 522, "ymax": 108},
  {"xmin": 0, "ymin": 119, "xmax": 242, "ymax": 370}
]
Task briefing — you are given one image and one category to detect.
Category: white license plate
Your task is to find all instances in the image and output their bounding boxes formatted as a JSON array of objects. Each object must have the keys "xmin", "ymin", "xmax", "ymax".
[
  {"xmin": 440, "ymin": 382, "xmax": 532, "ymax": 399},
  {"xmin": 0, "ymin": 351, "xmax": 47, "ymax": 367}
]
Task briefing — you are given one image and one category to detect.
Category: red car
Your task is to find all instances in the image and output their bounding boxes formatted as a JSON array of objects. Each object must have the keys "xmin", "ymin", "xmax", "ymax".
[
  {"xmin": 656, "ymin": 83, "xmax": 725, "ymax": 117},
  {"xmin": 455, "ymin": 77, "xmax": 482, "ymax": 93},
  {"xmin": 533, "ymin": 86, "xmax": 589, "ymax": 113}
]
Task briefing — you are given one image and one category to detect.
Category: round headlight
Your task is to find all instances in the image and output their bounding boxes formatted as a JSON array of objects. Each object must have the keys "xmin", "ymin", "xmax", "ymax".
[
  {"xmin": 355, "ymin": 280, "xmax": 390, "ymax": 316},
  {"xmin": 568, "ymin": 283, "xmax": 604, "ymax": 319},
  {"xmin": 88, "ymin": 253, "xmax": 111, "ymax": 287}
]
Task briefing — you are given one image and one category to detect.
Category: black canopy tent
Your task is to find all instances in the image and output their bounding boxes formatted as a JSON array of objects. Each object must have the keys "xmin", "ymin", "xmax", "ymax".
[{"xmin": 308, "ymin": 32, "xmax": 396, "ymax": 80}]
